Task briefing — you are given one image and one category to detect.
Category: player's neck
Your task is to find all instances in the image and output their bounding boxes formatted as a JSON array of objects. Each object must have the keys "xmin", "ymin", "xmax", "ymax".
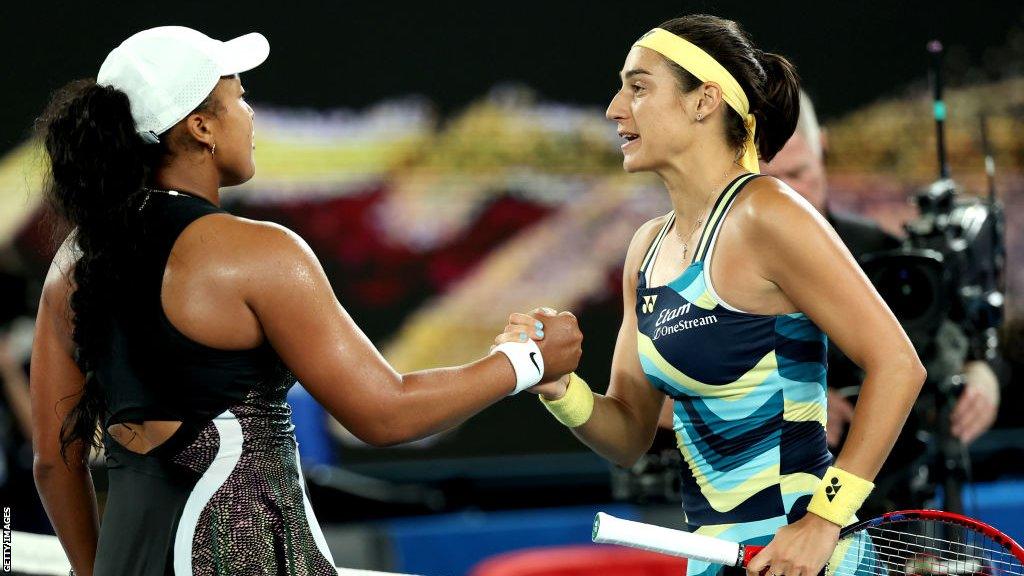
[
  {"xmin": 151, "ymin": 163, "xmax": 221, "ymax": 207},
  {"xmin": 659, "ymin": 154, "xmax": 743, "ymax": 222}
]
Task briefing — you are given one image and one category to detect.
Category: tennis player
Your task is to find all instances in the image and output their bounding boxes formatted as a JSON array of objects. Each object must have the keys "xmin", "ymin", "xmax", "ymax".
[
  {"xmin": 30, "ymin": 27, "xmax": 582, "ymax": 576},
  {"xmin": 501, "ymin": 14, "xmax": 925, "ymax": 576}
]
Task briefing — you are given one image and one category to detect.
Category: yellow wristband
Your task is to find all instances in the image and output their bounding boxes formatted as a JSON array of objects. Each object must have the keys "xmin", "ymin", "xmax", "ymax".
[
  {"xmin": 806, "ymin": 466, "xmax": 874, "ymax": 527},
  {"xmin": 539, "ymin": 372, "xmax": 594, "ymax": 428}
]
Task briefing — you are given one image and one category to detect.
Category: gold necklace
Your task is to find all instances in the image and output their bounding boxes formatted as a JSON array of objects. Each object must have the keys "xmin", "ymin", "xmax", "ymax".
[{"xmin": 673, "ymin": 170, "xmax": 738, "ymax": 263}]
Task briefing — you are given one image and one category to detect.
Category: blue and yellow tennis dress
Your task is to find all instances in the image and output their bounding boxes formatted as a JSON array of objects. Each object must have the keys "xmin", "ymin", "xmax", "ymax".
[{"xmin": 636, "ymin": 173, "xmax": 833, "ymax": 576}]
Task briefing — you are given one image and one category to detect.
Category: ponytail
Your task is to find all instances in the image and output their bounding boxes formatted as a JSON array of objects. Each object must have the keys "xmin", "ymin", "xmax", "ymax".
[
  {"xmin": 36, "ymin": 79, "xmax": 158, "ymax": 463},
  {"xmin": 752, "ymin": 51, "xmax": 801, "ymax": 162}
]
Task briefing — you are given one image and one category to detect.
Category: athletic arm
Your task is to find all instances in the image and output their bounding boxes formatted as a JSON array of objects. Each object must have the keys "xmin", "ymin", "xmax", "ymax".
[
  {"xmin": 744, "ymin": 181, "xmax": 926, "ymax": 482},
  {"xmin": 742, "ymin": 178, "xmax": 925, "ymax": 576},
  {"xmin": 30, "ymin": 237, "xmax": 99, "ymax": 576},
  {"xmin": 243, "ymin": 222, "xmax": 581, "ymax": 447},
  {"xmin": 531, "ymin": 221, "xmax": 667, "ymax": 467}
]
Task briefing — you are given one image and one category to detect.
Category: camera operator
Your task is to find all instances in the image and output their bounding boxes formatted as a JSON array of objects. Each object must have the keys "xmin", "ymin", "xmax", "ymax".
[{"xmin": 760, "ymin": 91, "xmax": 1001, "ymax": 512}]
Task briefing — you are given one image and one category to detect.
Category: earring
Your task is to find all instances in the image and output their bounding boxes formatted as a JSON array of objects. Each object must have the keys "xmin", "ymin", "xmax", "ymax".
[
  {"xmin": 696, "ymin": 113, "xmax": 704, "ymax": 121},
  {"xmin": 210, "ymin": 143, "xmax": 217, "ymax": 155}
]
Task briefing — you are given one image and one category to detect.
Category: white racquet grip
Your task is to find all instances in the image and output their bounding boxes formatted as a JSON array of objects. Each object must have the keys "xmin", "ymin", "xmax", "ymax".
[
  {"xmin": 592, "ymin": 512, "xmax": 742, "ymax": 566},
  {"xmin": 492, "ymin": 339, "xmax": 544, "ymax": 395}
]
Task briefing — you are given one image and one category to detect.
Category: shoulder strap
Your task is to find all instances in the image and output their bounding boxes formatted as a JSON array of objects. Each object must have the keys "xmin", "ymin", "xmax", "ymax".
[
  {"xmin": 144, "ymin": 194, "xmax": 228, "ymax": 259},
  {"xmin": 692, "ymin": 173, "xmax": 761, "ymax": 263},
  {"xmin": 638, "ymin": 212, "xmax": 676, "ymax": 282}
]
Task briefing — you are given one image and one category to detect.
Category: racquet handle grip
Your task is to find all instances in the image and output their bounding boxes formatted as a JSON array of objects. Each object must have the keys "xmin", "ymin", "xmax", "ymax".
[{"xmin": 593, "ymin": 512, "xmax": 749, "ymax": 566}]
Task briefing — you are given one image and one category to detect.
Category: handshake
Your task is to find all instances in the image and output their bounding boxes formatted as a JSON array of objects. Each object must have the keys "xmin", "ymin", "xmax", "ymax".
[{"xmin": 490, "ymin": 307, "xmax": 584, "ymax": 399}]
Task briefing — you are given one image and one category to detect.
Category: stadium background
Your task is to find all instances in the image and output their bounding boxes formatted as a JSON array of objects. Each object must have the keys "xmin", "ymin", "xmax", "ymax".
[{"xmin": 1, "ymin": 1, "xmax": 1023, "ymax": 574}]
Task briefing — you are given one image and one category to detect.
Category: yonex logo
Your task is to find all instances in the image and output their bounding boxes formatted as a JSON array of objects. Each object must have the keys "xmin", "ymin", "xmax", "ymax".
[
  {"xmin": 825, "ymin": 477, "xmax": 842, "ymax": 502},
  {"xmin": 641, "ymin": 295, "xmax": 658, "ymax": 314}
]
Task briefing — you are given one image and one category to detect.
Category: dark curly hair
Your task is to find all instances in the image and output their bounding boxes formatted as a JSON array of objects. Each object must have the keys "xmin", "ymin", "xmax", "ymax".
[
  {"xmin": 36, "ymin": 78, "xmax": 219, "ymax": 463},
  {"xmin": 656, "ymin": 14, "xmax": 801, "ymax": 163}
]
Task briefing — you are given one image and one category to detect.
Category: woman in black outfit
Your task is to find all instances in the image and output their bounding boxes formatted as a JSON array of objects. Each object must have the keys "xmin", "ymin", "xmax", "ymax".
[{"xmin": 30, "ymin": 26, "xmax": 582, "ymax": 576}]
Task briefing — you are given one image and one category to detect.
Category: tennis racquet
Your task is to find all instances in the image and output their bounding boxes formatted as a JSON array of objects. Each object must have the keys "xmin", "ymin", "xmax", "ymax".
[{"xmin": 593, "ymin": 510, "xmax": 1024, "ymax": 576}]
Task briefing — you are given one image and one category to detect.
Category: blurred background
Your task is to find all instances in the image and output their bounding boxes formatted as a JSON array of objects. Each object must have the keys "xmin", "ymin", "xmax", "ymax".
[{"xmin": 2, "ymin": 1, "xmax": 1023, "ymax": 574}]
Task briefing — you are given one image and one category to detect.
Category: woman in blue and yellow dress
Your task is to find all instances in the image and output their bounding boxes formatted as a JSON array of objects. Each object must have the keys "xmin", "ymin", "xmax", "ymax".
[{"xmin": 499, "ymin": 14, "xmax": 924, "ymax": 576}]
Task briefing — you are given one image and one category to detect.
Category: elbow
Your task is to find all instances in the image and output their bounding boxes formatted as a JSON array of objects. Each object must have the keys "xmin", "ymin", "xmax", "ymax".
[
  {"xmin": 325, "ymin": 378, "xmax": 416, "ymax": 448},
  {"xmin": 904, "ymin": 359, "xmax": 928, "ymax": 408},
  {"xmin": 884, "ymin": 352, "xmax": 927, "ymax": 402},
  {"xmin": 357, "ymin": 426, "xmax": 406, "ymax": 448},
  {"xmin": 867, "ymin": 347, "xmax": 927, "ymax": 394},
  {"xmin": 348, "ymin": 412, "xmax": 415, "ymax": 448},
  {"xmin": 610, "ymin": 442, "xmax": 653, "ymax": 470},
  {"xmin": 364, "ymin": 435, "xmax": 405, "ymax": 449},
  {"xmin": 913, "ymin": 359, "xmax": 927, "ymax": 389},
  {"xmin": 608, "ymin": 412, "xmax": 659, "ymax": 469},
  {"xmin": 367, "ymin": 374, "xmax": 428, "ymax": 447},
  {"xmin": 32, "ymin": 460, "xmax": 55, "ymax": 483},
  {"xmin": 613, "ymin": 454, "xmax": 642, "ymax": 470},
  {"xmin": 32, "ymin": 455, "xmax": 81, "ymax": 484},
  {"xmin": 33, "ymin": 453, "xmax": 61, "ymax": 480},
  {"xmin": 351, "ymin": 377, "xmax": 435, "ymax": 447},
  {"xmin": 904, "ymin": 348, "xmax": 927, "ymax": 391}
]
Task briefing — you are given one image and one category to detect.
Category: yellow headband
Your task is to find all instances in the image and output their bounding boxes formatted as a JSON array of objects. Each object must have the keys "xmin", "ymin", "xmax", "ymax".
[{"xmin": 634, "ymin": 28, "xmax": 759, "ymax": 173}]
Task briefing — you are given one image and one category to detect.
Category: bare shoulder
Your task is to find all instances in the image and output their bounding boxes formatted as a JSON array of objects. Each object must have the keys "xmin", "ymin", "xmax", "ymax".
[
  {"xmin": 182, "ymin": 212, "xmax": 318, "ymax": 268},
  {"xmin": 620, "ymin": 214, "xmax": 671, "ymax": 295},
  {"xmin": 728, "ymin": 176, "xmax": 849, "ymax": 283},
  {"xmin": 729, "ymin": 175, "xmax": 829, "ymax": 236},
  {"xmin": 182, "ymin": 213, "xmax": 327, "ymax": 308},
  {"xmin": 626, "ymin": 214, "xmax": 671, "ymax": 267}
]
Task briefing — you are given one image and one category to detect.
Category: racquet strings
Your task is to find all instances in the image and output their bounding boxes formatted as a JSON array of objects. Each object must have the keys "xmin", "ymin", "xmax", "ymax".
[{"xmin": 825, "ymin": 518, "xmax": 1023, "ymax": 576}]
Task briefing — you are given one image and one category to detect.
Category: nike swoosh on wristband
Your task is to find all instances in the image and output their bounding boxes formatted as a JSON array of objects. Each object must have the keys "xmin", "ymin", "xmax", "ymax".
[{"xmin": 529, "ymin": 352, "xmax": 541, "ymax": 373}]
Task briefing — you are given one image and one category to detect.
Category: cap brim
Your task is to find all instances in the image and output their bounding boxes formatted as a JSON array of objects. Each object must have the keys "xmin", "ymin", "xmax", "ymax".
[{"xmin": 216, "ymin": 32, "xmax": 269, "ymax": 75}]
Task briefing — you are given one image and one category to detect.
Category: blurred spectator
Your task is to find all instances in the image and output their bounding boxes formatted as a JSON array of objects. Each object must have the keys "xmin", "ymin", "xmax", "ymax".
[{"xmin": 0, "ymin": 259, "xmax": 52, "ymax": 534}]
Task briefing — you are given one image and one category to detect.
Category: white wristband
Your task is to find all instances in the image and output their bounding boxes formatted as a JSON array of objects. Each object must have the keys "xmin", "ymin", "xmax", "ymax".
[{"xmin": 492, "ymin": 339, "xmax": 545, "ymax": 395}]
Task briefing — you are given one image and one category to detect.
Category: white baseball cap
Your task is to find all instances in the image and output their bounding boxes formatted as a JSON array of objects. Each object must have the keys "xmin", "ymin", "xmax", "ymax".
[{"xmin": 97, "ymin": 26, "xmax": 269, "ymax": 144}]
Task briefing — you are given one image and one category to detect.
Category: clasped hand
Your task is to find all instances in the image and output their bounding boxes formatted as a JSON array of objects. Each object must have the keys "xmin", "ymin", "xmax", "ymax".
[{"xmin": 492, "ymin": 307, "xmax": 582, "ymax": 395}]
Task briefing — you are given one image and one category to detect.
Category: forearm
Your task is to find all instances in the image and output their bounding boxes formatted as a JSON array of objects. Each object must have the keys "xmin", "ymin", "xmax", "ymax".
[
  {"xmin": 567, "ymin": 392, "xmax": 657, "ymax": 468},
  {"xmin": 33, "ymin": 462, "xmax": 99, "ymax": 576},
  {"xmin": 833, "ymin": 356, "xmax": 926, "ymax": 479},
  {"xmin": 367, "ymin": 354, "xmax": 515, "ymax": 446}
]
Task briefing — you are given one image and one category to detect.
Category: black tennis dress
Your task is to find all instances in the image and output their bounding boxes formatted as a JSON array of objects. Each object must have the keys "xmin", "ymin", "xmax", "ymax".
[{"xmin": 91, "ymin": 191, "xmax": 338, "ymax": 575}]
